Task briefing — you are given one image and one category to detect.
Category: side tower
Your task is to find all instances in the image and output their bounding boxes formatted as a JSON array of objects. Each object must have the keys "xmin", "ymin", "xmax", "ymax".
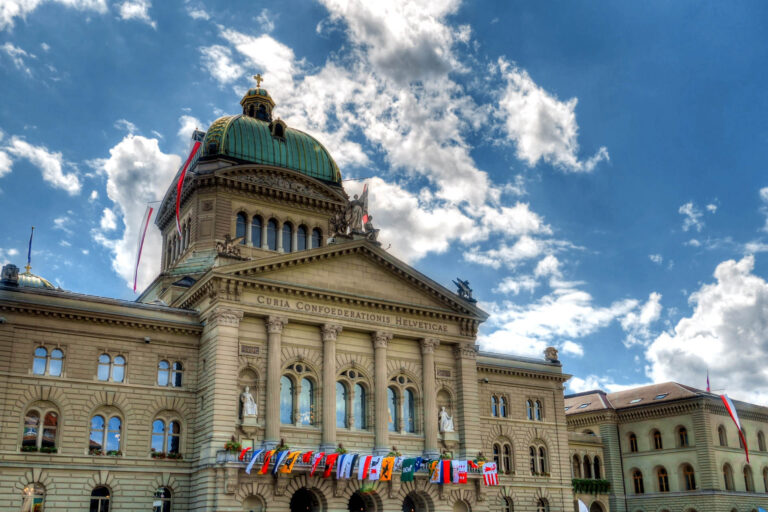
[{"xmin": 142, "ymin": 79, "xmax": 348, "ymax": 305}]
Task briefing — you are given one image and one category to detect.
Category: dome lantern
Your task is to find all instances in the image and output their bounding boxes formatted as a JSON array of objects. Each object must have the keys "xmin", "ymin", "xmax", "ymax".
[{"xmin": 240, "ymin": 74, "xmax": 275, "ymax": 122}]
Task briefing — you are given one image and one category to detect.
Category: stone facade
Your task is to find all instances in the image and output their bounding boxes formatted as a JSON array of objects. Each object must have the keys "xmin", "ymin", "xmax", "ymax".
[{"xmin": 565, "ymin": 383, "xmax": 768, "ymax": 512}]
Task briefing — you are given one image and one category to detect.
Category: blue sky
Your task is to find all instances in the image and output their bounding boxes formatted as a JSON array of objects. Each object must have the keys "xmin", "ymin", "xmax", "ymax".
[{"xmin": 2, "ymin": 0, "xmax": 768, "ymax": 403}]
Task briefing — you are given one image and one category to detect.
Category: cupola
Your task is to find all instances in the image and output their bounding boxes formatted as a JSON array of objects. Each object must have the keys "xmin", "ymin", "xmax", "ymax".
[{"xmin": 240, "ymin": 74, "xmax": 275, "ymax": 122}]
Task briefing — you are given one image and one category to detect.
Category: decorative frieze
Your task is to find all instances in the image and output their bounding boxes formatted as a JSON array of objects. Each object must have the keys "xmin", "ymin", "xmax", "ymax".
[{"xmin": 207, "ymin": 308, "xmax": 243, "ymax": 328}]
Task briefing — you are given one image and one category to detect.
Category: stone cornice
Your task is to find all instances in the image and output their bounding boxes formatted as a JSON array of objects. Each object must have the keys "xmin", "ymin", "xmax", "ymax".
[
  {"xmin": 566, "ymin": 411, "xmax": 618, "ymax": 428},
  {"xmin": 0, "ymin": 299, "xmax": 202, "ymax": 335},
  {"xmin": 476, "ymin": 363, "xmax": 568, "ymax": 383}
]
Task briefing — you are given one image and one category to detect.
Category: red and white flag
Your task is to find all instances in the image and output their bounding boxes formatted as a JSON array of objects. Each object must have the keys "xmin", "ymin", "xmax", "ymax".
[
  {"xmin": 175, "ymin": 141, "xmax": 201, "ymax": 237},
  {"xmin": 133, "ymin": 205, "xmax": 153, "ymax": 293},
  {"xmin": 323, "ymin": 453, "xmax": 340, "ymax": 478},
  {"xmin": 452, "ymin": 460, "xmax": 468, "ymax": 484},
  {"xmin": 367, "ymin": 456, "xmax": 383, "ymax": 480},
  {"xmin": 358, "ymin": 455, "xmax": 373, "ymax": 480},
  {"xmin": 482, "ymin": 462, "xmax": 499, "ymax": 486},
  {"xmin": 721, "ymin": 394, "xmax": 749, "ymax": 462},
  {"xmin": 310, "ymin": 452, "xmax": 325, "ymax": 476}
]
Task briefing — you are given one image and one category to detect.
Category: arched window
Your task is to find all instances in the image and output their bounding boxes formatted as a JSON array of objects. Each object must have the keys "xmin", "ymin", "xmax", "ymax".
[
  {"xmin": 403, "ymin": 389, "xmax": 416, "ymax": 433},
  {"xmin": 499, "ymin": 396, "xmax": 507, "ymax": 417},
  {"xmin": 153, "ymin": 487, "xmax": 172, "ymax": 512},
  {"xmin": 763, "ymin": 467, "xmax": 768, "ymax": 492},
  {"xmin": 723, "ymin": 463, "xmax": 734, "ymax": 491},
  {"xmin": 718, "ymin": 425, "xmax": 728, "ymax": 446},
  {"xmin": 572, "ymin": 455, "xmax": 581, "ymax": 478},
  {"xmin": 171, "ymin": 362, "xmax": 183, "ymax": 387},
  {"xmin": 583, "ymin": 455, "xmax": 592, "ymax": 479},
  {"xmin": 236, "ymin": 212, "xmax": 247, "ymax": 244},
  {"xmin": 157, "ymin": 360, "xmax": 170, "ymax": 386},
  {"xmin": 493, "ymin": 443, "xmax": 501, "ymax": 468},
  {"xmin": 97, "ymin": 354, "xmax": 125, "ymax": 382},
  {"xmin": 594, "ymin": 456, "xmax": 602, "ymax": 479},
  {"xmin": 243, "ymin": 495, "xmax": 265, "ymax": 512},
  {"xmin": 298, "ymin": 378, "xmax": 314, "ymax": 425},
  {"xmin": 683, "ymin": 464, "xmax": 696, "ymax": 490},
  {"xmin": 282, "ymin": 222, "xmax": 293, "ymax": 252},
  {"xmin": 538, "ymin": 446, "xmax": 547, "ymax": 474},
  {"xmin": 534, "ymin": 400, "xmax": 543, "ymax": 420},
  {"xmin": 526, "ymin": 400, "xmax": 533, "ymax": 420},
  {"xmin": 90, "ymin": 486, "xmax": 110, "ymax": 512},
  {"xmin": 21, "ymin": 483, "xmax": 45, "ymax": 512},
  {"xmin": 503, "ymin": 444, "xmax": 512, "ymax": 474},
  {"xmin": 653, "ymin": 429, "xmax": 663, "ymax": 450},
  {"xmin": 297, "ymin": 225, "xmax": 307, "ymax": 251},
  {"xmin": 678, "ymin": 427, "xmax": 689, "ymax": 447},
  {"xmin": 629, "ymin": 433, "xmax": 638, "ymax": 452},
  {"xmin": 758, "ymin": 431, "xmax": 766, "ymax": 452},
  {"xmin": 529, "ymin": 446, "xmax": 536, "ymax": 474},
  {"xmin": 311, "ymin": 228, "xmax": 322, "ymax": 248},
  {"xmin": 536, "ymin": 499, "xmax": 549, "ymax": 512},
  {"xmin": 336, "ymin": 382, "xmax": 348, "ymax": 428},
  {"xmin": 90, "ymin": 415, "xmax": 122, "ymax": 455},
  {"xmin": 32, "ymin": 347, "xmax": 63, "ymax": 376},
  {"xmin": 280, "ymin": 376, "xmax": 293, "ymax": 424},
  {"xmin": 353, "ymin": 383, "xmax": 366, "ymax": 429},
  {"xmin": 267, "ymin": 219, "xmax": 277, "ymax": 251},
  {"xmin": 151, "ymin": 419, "xmax": 181, "ymax": 455},
  {"xmin": 388, "ymin": 387, "xmax": 398, "ymax": 431},
  {"xmin": 491, "ymin": 396, "xmax": 498, "ymax": 417},
  {"xmin": 657, "ymin": 467, "xmax": 669, "ymax": 492},
  {"xmin": 251, "ymin": 216, "xmax": 262, "ymax": 248},
  {"xmin": 22, "ymin": 407, "xmax": 58, "ymax": 452},
  {"xmin": 502, "ymin": 497, "xmax": 513, "ymax": 512},
  {"xmin": 744, "ymin": 465, "xmax": 755, "ymax": 492},
  {"xmin": 633, "ymin": 470, "xmax": 645, "ymax": 494}
]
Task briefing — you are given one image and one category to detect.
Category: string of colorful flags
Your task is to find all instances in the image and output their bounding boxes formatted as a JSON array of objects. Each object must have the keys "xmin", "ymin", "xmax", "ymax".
[{"xmin": 235, "ymin": 448, "xmax": 499, "ymax": 486}]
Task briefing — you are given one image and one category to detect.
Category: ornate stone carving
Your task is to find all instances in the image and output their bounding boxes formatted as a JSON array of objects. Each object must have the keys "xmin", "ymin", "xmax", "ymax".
[
  {"xmin": 241, "ymin": 386, "xmax": 257, "ymax": 419},
  {"xmin": 420, "ymin": 337, "xmax": 440, "ymax": 354},
  {"xmin": 364, "ymin": 215, "xmax": 380, "ymax": 241},
  {"xmin": 266, "ymin": 316, "xmax": 288, "ymax": 334},
  {"xmin": 372, "ymin": 331, "xmax": 393, "ymax": 349},
  {"xmin": 452, "ymin": 278, "xmax": 477, "ymax": 303},
  {"xmin": 208, "ymin": 308, "xmax": 244, "ymax": 327},
  {"xmin": 215, "ymin": 234, "xmax": 247, "ymax": 259},
  {"xmin": 233, "ymin": 173, "xmax": 333, "ymax": 201},
  {"xmin": 439, "ymin": 406, "xmax": 454, "ymax": 433},
  {"xmin": 453, "ymin": 344, "xmax": 477, "ymax": 360},
  {"xmin": 321, "ymin": 324, "xmax": 343, "ymax": 342},
  {"xmin": 544, "ymin": 346, "xmax": 559, "ymax": 363},
  {"xmin": 225, "ymin": 467, "xmax": 238, "ymax": 494},
  {"xmin": 273, "ymin": 473, "xmax": 289, "ymax": 496}
]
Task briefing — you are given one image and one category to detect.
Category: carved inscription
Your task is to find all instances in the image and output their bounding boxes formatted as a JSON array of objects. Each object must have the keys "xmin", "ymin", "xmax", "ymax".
[{"xmin": 239, "ymin": 344, "xmax": 260, "ymax": 355}]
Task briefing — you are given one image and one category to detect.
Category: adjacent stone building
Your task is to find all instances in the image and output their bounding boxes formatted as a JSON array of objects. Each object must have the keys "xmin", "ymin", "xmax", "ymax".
[
  {"xmin": 0, "ymin": 83, "xmax": 575, "ymax": 512},
  {"xmin": 565, "ymin": 382, "xmax": 768, "ymax": 512}
]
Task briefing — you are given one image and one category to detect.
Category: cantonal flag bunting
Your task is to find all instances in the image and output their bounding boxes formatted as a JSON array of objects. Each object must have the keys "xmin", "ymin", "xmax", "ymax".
[
  {"xmin": 380, "ymin": 457, "xmax": 395, "ymax": 481},
  {"xmin": 238, "ymin": 447, "xmax": 251, "ymax": 461},
  {"xmin": 260, "ymin": 450, "xmax": 275, "ymax": 475},
  {"xmin": 430, "ymin": 460, "xmax": 451, "ymax": 484},
  {"xmin": 344, "ymin": 454, "xmax": 359, "ymax": 479},
  {"xmin": 310, "ymin": 452, "xmax": 325, "ymax": 476},
  {"xmin": 452, "ymin": 460, "xmax": 468, "ymax": 484},
  {"xmin": 272, "ymin": 451, "xmax": 290, "ymax": 475},
  {"xmin": 367, "ymin": 456, "xmax": 383, "ymax": 480},
  {"xmin": 721, "ymin": 394, "xmax": 750, "ymax": 462},
  {"xmin": 281, "ymin": 451, "xmax": 301, "ymax": 473},
  {"xmin": 175, "ymin": 140, "xmax": 201, "ymax": 236},
  {"xmin": 401, "ymin": 458, "xmax": 416, "ymax": 482},
  {"xmin": 358, "ymin": 455, "xmax": 373, "ymax": 480},
  {"xmin": 323, "ymin": 453, "xmax": 340, "ymax": 478},
  {"xmin": 482, "ymin": 462, "xmax": 499, "ymax": 486},
  {"xmin": 245, "ymin": 449, "xmax": 264, "ymax": 475},
  {"xmin": 302, "ymin": 451, "xmax": 314, "ymax": 463}
]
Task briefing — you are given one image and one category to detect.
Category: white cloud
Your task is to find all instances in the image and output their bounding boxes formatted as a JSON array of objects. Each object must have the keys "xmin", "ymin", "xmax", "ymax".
[
  {"xmin": 256, "ymin": 8, "xmax": 275, "ymax": 33},
  {"xmin": 114, "ymin": 119, "xmax": 138, "ymax": 134},
  {"xmin": 89, "ymin": 189, "xmax": 98, "ymax": 202},
  {"xmin": 561, "ymin": 340, "xmax": 583, "ymax": 357},
  {"xmin": 464, "ymin": 236, "xmax": 550, "ymax": 270},
  {"xmin": 100, "ymin": 208, "xmax": 117, "ymax": 231},
  {"xmin": 620, "ymin": 291, "xmax": 662, "ymax": 346},
  {"xmin": 706, "ymin": 203, "xmax": 717, "ymax": 213},
  {"xmin": 760, "ymin": 187, "xmax": 768, "ymax": 232},
  {"xmin": 496, "ymin": 58, "xmax": 609, "ymax": 173},
  {"xmin": 118, "ymin": 0, "xmax": 156, "ymax": 28},
  {"xmin": 0, "ymin": 150, "xmax": 11, "ymax": 177},
  {"xmin": 646, "ymin": 255, "xmax": 768, "ymax": 405},
  {"xmin": 686, "ymin": 238, "xmax": 701, "ymax": 247},
  {"xmin": 567, "ymin": 374, "xmax": 645, "ymax": 394},
  {"xmin": 218, "ymin": 29, "xmax": 299, "ymax": 91},
  {"xmin": 40, "ymin": 42, "xmax": 49, "ymax": 51},
  {"xmin": 59, "ymin": 240, "xmax": 71, "ymax": 247},
  {"xmin": 494, "ymin": 275, "xmax": 537, "ymax": 295},
  {"xmin": 679, "ymin": 201, "xmax": 703, "ymax": 232},
  {"xmin": 187, "ymin": 7, "xmax": 209, "ymax": 20},
  {"xmin": 534, "ymin": 254, "xmax": 561, "ymax": 278},
  {"xmin": 0, "ymin": 0, "xmax": 107, "ymax": 31},
  {"xmin": 91, "ymin": 134, "xmax": 180, "ymax": 291},
  {"xmin": 7, "ymin": 248, "xmax": 18, "ymax": 256},
  {"xmin": 178, "ymin": 115, "xmax": 202, "ymax": 143},
  {"xmin": 53, "ymin": 214, "xmax": 73, "ymax": 235},
  {"xmin": 5, "ymin": 136, "xmax": 81, "ymax": 194},
  {"xmin": 199, "ymin": 45, "xmax": 244, "ymax": 85},
  {"xmin": 1, "ymin": 42, "xmax": 34, "ymax": 75},
  {"xmin": 649, "ymin": 253, "xmax": 663, "ymax": 265}
]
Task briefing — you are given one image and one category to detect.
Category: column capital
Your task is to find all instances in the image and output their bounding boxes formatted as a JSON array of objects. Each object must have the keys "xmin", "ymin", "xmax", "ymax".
[
  {"xmin": 266, "ymin": 316, "xmax": 288, "ymax": 334},
  {"xmin": 372, "ymin": 331, "xmax": 393, "ymax": 349},
  {"xmin": 321, "ymin": 324, "xmax": 343, "ymax": 342},
  {"xmin": 453, "ymin": 344, "xmax": 477, "ymax": 360},
  {"xmin": 420, "ymin": 337, "xmax": 440, "ymax": 354},
  {"xmin": 207, "ymin": 308, "xmax": 244, "ymax": 328}
]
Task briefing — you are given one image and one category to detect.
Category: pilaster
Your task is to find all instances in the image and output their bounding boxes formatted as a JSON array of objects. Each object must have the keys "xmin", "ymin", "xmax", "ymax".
[
  {"xmin": 321, "ymin": 324, "xmax": 342, "ymax": 452},
  {"xmin": 454, "ymin": 343, "xmax": 480, "ymax": 458},
  {"xmin": 421, "ymin": 337, "xmax": 440, "ymax": 459},
  {"xmin": 264, "ymin": 315, "xmax": 287, "ymax": 448},
  {"xmin": 598, "ymin": 418, "xmax": 627, "ymax": 512},
  {"xmin": 372, "ymin": 331, "xmax": 392, "ymax": 455}
]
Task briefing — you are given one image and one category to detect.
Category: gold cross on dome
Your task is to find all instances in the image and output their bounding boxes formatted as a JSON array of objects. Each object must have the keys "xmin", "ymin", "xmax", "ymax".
[{"xmin": 253, "ymin": 74, "xmax": 263, "ymax": 88}]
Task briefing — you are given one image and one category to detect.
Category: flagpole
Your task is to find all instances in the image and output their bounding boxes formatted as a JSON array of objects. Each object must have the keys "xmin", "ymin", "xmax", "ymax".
[{"xmin": 26, "ymin": 226, "xmax": 35, "ymax": 272}]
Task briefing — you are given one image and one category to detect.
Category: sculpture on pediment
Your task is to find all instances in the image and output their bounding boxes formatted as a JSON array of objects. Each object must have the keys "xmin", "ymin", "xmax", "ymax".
[
  {"xmin": 216, "ymin": 234, "xmax": 245, "ymax": 258},
  {"xmin": 364, "ymin": 214, "xmax": 379, "ymax": 241},
  {"xmin": 453, "ymin": 278, "xmax": 477, "ymax": 303},
  {"xmin": 544, "ymin": 346, "xmax": 559, "ymax": 363},
  {"xmin": 346, "ymin": 194, "xmax": 365, "ymax": 234}
]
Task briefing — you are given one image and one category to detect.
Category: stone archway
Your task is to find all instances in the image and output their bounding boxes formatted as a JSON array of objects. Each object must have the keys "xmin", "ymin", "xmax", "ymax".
[
  {"xmin": 348, "ymin": 491, "xmax": 378, "ymax": 512},
  {"xmin": 402, "ymin": 492, "xmax": 430, "ymax": 512},
  {"xmin": 291, "ymin": 488, "xmax": 322, "ymax": 512}
]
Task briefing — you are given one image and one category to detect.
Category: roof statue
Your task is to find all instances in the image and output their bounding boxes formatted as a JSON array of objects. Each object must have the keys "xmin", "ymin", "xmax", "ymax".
[
  {"xmin": 452, "ymin": 278, "xmax": 477, "ymax": 303},
  {"xmin": 330, "ymin": 183, "xmax": 380, "ymax": 245},
  {"xmin": 216, "ymin": 234, "xmax": 247, "ymax": 259}
]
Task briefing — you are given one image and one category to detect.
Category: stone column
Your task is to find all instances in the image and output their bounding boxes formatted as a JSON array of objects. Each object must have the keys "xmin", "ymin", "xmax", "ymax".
[
  {"xmin": 372, "ymin": 331, "xmax": 392, "ymax": 455},
  {"xmin": 421, "ymin": 337, "xmax": 440, "ymax": 459},
  {"xmin": 292, "ymin": 226, "xmax": 298, "ymax": 252},
  {"xmin": 321, "ymin": 324, "xmax": 342, "ymax": 452},
  {"xmin": 245, "ymin": 217, "xmax": 252, "ymax": 246},
  {"xmin": 277, "ymin": 221, "xmax": 284, "ymax": 253},
  {"xmin": 264, "ymin": 316, "xmax": 287, "ymax": 448},
  {"xmin": 454, "ymin": 343, "xmax": 480, "ymax": 458},
  {"xmin": 261, "ymin": 221, "xmax": 268, "ymax": 249}
]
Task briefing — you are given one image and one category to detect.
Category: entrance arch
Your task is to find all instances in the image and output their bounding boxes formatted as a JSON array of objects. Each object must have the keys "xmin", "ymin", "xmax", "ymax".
[
  {"xmin": 589, "ymin": 502, "xmax": 604, "ymax": 512},
  {"xmin": 348, "ymin": 491, "xmax": 378, "ymax": 512},
  {"xmin": 291, "ymin": 488, "xmax": 322, "ymax": 512},
  {"xmin": 402, "ymin": 492, "xmax": 431, "ymax": 512}
]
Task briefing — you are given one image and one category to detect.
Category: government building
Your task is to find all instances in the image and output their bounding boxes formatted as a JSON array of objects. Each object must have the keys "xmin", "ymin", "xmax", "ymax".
[{"xmin": 0, "ymin": 82, "xmax": 575, "ymax": 512}]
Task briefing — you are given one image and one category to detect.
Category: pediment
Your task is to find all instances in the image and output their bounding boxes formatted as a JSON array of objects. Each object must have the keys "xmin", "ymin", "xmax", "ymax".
[{"xmin": 216, "ymin": 240, "xmax": 487, "ymax": 319}]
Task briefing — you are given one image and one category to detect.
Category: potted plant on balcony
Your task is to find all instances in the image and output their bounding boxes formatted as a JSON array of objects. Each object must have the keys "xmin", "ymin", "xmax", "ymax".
[
  {"xmin": 225, "ymin": 439, "xmax": 241, "ymax": 454},
  {"xmin": 40, "ymin": 446, "xmax": 57, "ymax": 454},
  {"xmin": 336, "ymin": 443, "xmax": 348, "ymax": 454},
  {"xmin": 151, "ymin": 449, "xmax": 165, "ymax": 459},
  {"xmin": 275, "ymin": 438, "xmax": 289, "ymax": 452},
  {"xmin": 21, "ymin": 445, "xmax": 39, "ymax": 453},
  {"xmin": 386, "ymin": 445, "xmax": 401, "ymax": 457}
]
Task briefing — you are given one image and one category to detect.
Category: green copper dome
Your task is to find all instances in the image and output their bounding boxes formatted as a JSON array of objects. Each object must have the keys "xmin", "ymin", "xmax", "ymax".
[{"xmin": 202, "ymin": 114, "xmax": 342, "ymax": 185}]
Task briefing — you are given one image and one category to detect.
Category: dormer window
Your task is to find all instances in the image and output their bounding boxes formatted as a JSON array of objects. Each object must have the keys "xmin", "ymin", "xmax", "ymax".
[{"xmin": 270, "ymin": 119, "xmax": 286, "ymax": 139}]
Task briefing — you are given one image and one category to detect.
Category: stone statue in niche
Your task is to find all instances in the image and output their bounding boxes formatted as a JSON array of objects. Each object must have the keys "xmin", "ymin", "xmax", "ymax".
[
  {"xmin": 439, "ymin": 406, "xmax": 454, "ymax": 433},
  {"xmin": 241, "ymin": 386, "xmax": 258, "ymax": 418}
]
